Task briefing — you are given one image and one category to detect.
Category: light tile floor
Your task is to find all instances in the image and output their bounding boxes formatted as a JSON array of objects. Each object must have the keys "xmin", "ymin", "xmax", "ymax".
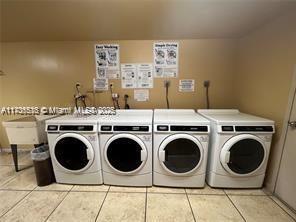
[{"xmin": 0, "ymin": 151, "xmax": 295, "ymax": 222}]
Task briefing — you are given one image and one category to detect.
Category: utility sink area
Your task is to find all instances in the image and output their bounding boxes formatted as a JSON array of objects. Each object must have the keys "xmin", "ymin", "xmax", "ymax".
[
  {"xmin": 2, "ymin": 115, "xmax": 56, "ymax": 145},
  {"xmin": 2, "ymin": 115, "xmax": 57, "ymax": 172}
]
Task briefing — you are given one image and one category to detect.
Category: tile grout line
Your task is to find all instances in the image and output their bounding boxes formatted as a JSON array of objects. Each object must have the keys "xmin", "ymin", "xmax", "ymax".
[
  {"xmin": 224, "ymin": 191, "xmax": 246, "ymax": 222},
  {"xmin": 0, "ymin": 188, "xmax": 35, "ymax": 219},
  {"xmin": 43, "ymin": 186, "xmax": 74, "ymax": 222},
  {"xmin": 0, "ymin": 165, "xmax": 35, "ymax": 189},
  {"xmin": 185, "ymin": 189, "xmax": 197, "ymax": 222},
  {"xmin": 267, "ymin": 195, "xmax": 296, "ymax": 221},
  {"xmin": 144, "ymin": 187, "xmax": 148, "ymax": 222},
  {"xmin": 94, "ymin": 186, "xmax": 110, "ymax": 222}
]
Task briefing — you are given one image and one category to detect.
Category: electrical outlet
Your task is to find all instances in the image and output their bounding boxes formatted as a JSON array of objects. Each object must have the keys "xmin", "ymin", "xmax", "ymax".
[
  {"xmin": 112, "ymin": 93, "xmax": 119, "ymax": 99},
  {"xmin": 203, "ymin": 80, "xmax": 210, "ymax": 87}
]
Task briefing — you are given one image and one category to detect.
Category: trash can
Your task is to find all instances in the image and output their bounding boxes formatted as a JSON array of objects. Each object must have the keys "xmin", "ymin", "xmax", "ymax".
[{"xmin": 31, "ymin": 145, "xmax": 55, "ymax": 186}]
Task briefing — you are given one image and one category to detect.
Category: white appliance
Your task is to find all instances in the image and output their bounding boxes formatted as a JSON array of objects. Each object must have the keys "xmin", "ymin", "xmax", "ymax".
[
  {"xmin": 46, "ymin": 115, "xmax": 103, "ymax": 184},
  {"xmin": 153, "ymin": 109, "xmax": 210, "ymax": 188},
  {"xmin": 99, "ymin": 109, "xmax": 153, "ymax": 186},
  {"xmin": 198, "ymin": 109, "xmax": 275, "ymax": 188}
]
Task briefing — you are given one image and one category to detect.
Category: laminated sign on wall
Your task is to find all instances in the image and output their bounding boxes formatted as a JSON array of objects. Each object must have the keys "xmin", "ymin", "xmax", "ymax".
[
  {"xmin": 179, "ymin": 79, "xmax": 195, "ymax": 92},
  {"xmin": 134, "ymin": 89, "xmax": 149, "ymax": 102},
  {"xmin": 94, "ymin": 44, "xmax": 120, "ymax": 79},
  {"xmin": 93, "ymin": 78, "xmax": 108, "ymax": 91},
  {"xmin": 121, "ymin": 63, "xmax": 153, "ymax": 89},
  {"xmin": 154, "ymin": 42, "xmax": 179, "ymax": 78},
  {"xmin": 137, "ymin": 64, "xmax": 153, "ymax": 88},
  {"xmin": 121, "ymin": 64, "xmax": 137, "ymax": 88}
]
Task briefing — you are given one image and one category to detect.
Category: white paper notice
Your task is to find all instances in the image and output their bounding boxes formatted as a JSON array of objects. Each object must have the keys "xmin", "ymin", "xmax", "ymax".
[
  {"xmin": 134, "ymin": 89, "xmax": 149, "ymax": 102},
  {"xmin": 179, "ymin": 79, "xmax": 195, "ymax": 92},
  {"xmin": 121, "ymin": 64, "xmax": 137, "ymax": 88},
  {"xmin": 93, "ymin": 78, "xmax": 108, "ymax": 91},
  {"xmin": 95, "ymin": 44, "xmax": 120, "ymax": 79},
  {"xmin": 154, "ymin": 42, "xmax": 179, "ymax": 78},
  {"xmin": 137, "ymin": 64, "xmax": 153, "ymax": 88}
]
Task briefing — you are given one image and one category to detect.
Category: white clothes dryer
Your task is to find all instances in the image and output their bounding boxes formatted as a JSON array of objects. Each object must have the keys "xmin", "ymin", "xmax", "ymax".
[
  {"xmin": 46, "ymin": 115, "xmax": 103, "ymax": 184},
  {"xmin": 198, "ymin": 109, "xmax": 275, "ymax": 188},
  {"xmin": 99, "ymin": 110, "xmax": 153, "ymax": 186},
  {"xmin": 153, "ymin": 109, "xmax": 210, "ymax": 188}
]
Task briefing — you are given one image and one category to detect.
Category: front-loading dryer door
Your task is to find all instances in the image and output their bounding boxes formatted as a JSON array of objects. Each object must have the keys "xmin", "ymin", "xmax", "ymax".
[
  {"xmin": 220, "ymin": 134, "xmax": 266, "ymax": 176},
  {"xmin": 104, "ymin": 133, "xmax": 147, "ymax": 174},
  {"xmin": 158, "ymin": 134, "xmax": 203, "ymax": 175},
  {"xmin": 53, "ymin": 133, "xmax": 94, "ymax": 173}
]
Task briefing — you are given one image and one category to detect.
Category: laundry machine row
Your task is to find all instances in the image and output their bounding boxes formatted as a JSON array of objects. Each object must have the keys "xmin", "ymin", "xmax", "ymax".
[{"xmin": 45, "ymin": 109, "xmax": 275, "ymax": 188}]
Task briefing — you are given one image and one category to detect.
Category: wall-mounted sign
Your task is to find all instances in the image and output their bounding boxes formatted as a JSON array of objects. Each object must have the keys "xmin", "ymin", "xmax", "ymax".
[
  {"xmin": 94, "ymin": 44, "xmax": 120, "ymax": 79},
  {"xmin": 134, "ymin": 89, "xmax": 149, "ymax": 102},
  {"xmin": 179, "ymin": 79, "xmax": 195, "ymax": 92},
  {"xmin": 154, "ymin": 42, "xmax": 179, "ymax": 78},
  {"xmin": 121, "ymin": 63, "xmax": 154, "ymax": 89}
]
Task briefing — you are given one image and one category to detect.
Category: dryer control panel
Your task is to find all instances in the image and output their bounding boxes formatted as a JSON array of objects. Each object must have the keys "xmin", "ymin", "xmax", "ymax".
[
  {"xmin": 155, "ymin": 125, "xmax": 209, "ymax": 133},
  {"xmin": 100, "ymin": 125, "xmax": 151, "ymax": 133},
  {"xmin": 218, "ymin": 125, "xmax": 274, "ymax": 133},
  {"xmin": 46, "ymin": 124, "xmax": 97, "ymax": 132}
]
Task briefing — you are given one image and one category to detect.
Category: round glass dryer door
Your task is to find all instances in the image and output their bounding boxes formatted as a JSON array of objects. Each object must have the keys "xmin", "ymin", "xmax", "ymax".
[
  {"xmin": 158, "ymin": 134, "xmax": 203, "ymax": 175},
  {"xmin": 54, "ymin": 133, "xmax": 94, "ymax": 173},
  {"xmin": 104, "ymin": 134, "xmax": 147, "ymax": 174},
  {"xmin": 220, "ymin": 134, "xmax": 266, "ymax": 176}
]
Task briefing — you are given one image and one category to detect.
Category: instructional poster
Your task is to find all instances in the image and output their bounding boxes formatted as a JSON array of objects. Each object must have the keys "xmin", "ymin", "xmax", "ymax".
[
  {"xmin": 93, "ymin": 78, "xmax": 108, "ymax": 91},
  {"xmin": 134, "ymin": 89, "xmax": 149, "ymax": 102},
  {"xmin": 121, "ymin": 63, "xmax": 154, "ymax": 89},
  {"xmin": 95, "ymin": 44, "xmax": 120, "ymax": 79},
  {"xmin": 121, "ymin": 64, "xmax": 137, "ymax": 88},
  {"xmin": 154, "ymin": 42, "xmax": 179, "ymax": 78},
  {"xmin": 137, "ymin": 64, "xmax": 153, "ymax": 88},
  {"xmin": 179, "ymin": 79, "xmax": 195, "ymax": 92}
]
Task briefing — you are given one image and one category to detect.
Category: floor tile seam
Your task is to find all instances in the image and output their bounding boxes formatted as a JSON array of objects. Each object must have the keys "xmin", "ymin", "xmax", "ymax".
[
  {"xmin": 185, "ymin": 189, "xmax": 197, "ymax": 222},
  {"xmin": 94, "ymin": 185, "xmax": 110, "ymax": 222},
  {"xmin": 0, "ymin": 188, "xmax": 34, "ymax": 219},
  {"xmin": 225, "ymin": 193, "xmax": 247, "ymax": 222},
  {"xmin": 0, "ymin": 174, "xmax": 19, "ymax": 188},
  {"xmin": 147, "ymin": 191, "xmax": 187, "ymax": 194},
  {"xmin": 223, "ymin": 194, "xmax": 268, "ymax": 197},
  {"xmin": 0, "ymin": 187, "xmax": 38, "ymax": 192},
  {"xmin": 186, "ymin": 193, "xmax": 226, "ymax": 196},
  {"xmin": 267, "ymin": 195, "xmax": 296, "ymax": 221},
  {"xmin": 144, "ymin": 187, "xmax": 148, "ymax": 222},
  {"xmin": 44, "ymin": 186, "xmax": 74, "ymax": 222}
]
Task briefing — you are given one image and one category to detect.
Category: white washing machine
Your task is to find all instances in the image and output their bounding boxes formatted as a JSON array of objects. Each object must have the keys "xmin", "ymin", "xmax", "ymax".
[
  {"xmin": 46, "ymin": 115, "xmax": 103, "ymax": 184},
  {"xmin": 153, "ymin": 109, "xmax": 210, "ymax": 188},
  {"xmin": 99, "ymin": 109, "xmax": 153, "ymax": 186},
  {"xmin": 198, "ymin": 109, "xmax": 275, "ymax": 188}
]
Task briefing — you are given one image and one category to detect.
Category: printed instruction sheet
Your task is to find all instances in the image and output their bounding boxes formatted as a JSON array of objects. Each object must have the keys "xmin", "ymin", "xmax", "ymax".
[
  {"xmin": 137, "ymin": 64, "xmax": 153, "ymax": 88},
  {"xmin": 134, "ymin": 89, "xmax": 149, "ymax": 101},
  {"xmin": 93, "ymin": 78, "xmax": 108, "ymax": 91},
  {"xmin": 95, "ymin": 44, "xmax": 120, "ymax": 79},
  {"xmin": 121, "ymin": 64, "xmax": 137, "ymax": 88},
  {"xmin": 154, "ymin": 42, "xmax": 179, "ymax": 78},
  {"xmin": 179, "ymin": 79, "xmax": 195, "ymax": 92},
  {"xmin": 121, "ymin": 63, "xmax": 154, "ymax": 88}
]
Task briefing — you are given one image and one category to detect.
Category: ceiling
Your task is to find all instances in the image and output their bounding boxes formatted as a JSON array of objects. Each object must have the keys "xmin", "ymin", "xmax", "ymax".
[{"xmin": 1, "ymin": 0, "xmax": 296, "ymax": 42}]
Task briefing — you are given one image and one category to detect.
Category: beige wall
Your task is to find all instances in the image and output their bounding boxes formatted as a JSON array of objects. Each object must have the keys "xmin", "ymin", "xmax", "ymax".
[
  {"xmin": 0, "ymin": 39, "xmax": 237, "ymax": 148},
  {"xmin": 235, "ymin": 12, "xmax": 296, "ymax": 191}
]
